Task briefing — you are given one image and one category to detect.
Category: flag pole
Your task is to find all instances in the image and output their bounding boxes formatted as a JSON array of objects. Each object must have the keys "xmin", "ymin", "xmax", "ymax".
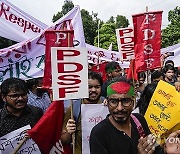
[
  {"xmin": 131, "ymin": 60, "xmax": 137, "ymax": 106},
  {"xmin": 68, "ymin": 31, "xmax": 76, "ymax": 154},
  {"xmin": 97, "ymin": 20, "xmax": 100, "ymax": 68},
  {"xmin": 12, "ymin": 136, "xmax": 29, "ymax": 154}
]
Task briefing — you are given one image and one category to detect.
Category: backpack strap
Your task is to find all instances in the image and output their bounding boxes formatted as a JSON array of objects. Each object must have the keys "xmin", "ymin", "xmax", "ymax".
[{"xmin": 131, "ymin": 114, "xmax": 146, "ymax": 137}]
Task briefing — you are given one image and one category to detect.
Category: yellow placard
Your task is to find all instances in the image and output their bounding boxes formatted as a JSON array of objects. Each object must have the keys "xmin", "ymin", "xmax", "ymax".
[{"xmin": 145, "ymin": 80, "xmax": 180, "ymax": 141}]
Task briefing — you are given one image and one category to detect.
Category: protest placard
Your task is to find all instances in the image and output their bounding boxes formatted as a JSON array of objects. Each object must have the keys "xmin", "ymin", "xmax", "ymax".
[
  {"xmin": 51, "ymin": 47, "xmax": 88, "ymax": 101},
  {"xmin": 81, "ymin": 104, "xmax": 109, "ymax": 154},
  {"xmin": 145, "ymin": 80, "xmax": 180, "ymax": 143},
  {"xmin": 0, "ymin": 125, "xmax": 41, "ymax": 154}
]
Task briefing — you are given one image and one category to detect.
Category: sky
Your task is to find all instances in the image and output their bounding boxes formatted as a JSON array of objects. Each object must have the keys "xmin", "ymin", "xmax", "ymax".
[{"xmin": 10, "ymin": 0, "xmax": 179, "ymax": 28}]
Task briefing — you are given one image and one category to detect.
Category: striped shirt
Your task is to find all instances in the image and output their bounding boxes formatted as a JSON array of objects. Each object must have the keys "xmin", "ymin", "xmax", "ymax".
[{"xmin": 27, "ymin": 91, "xmax": 51, "ymax": 113}]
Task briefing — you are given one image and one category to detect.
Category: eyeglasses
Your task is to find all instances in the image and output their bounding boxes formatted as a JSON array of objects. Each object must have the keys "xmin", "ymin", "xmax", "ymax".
[
  {"xmin": 107, "ymin": 98, "xmax": 132, "ymax": 108},
  {"xmin": 7, "ymin": 93, "xmax": 27, "ymax": 100}
]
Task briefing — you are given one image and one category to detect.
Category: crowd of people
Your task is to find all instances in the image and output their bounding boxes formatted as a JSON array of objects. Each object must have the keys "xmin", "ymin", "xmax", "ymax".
[{"xmin": 0, "ymin": 57, "xmax": 180, "ymax": 154}]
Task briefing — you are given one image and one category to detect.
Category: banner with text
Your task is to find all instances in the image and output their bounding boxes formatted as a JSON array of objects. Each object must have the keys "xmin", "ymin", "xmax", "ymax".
[
  {"xmin": 51, "ymin": 47, "xmax": 88, "ymax": 100},
  {"xmin": 133, "ymin": 11, "xmax": 162, "ymax": 72},
  {"xmin": 116, "ymin": 27, "xmax": 134, "ymax": 61},
  {"xmin": 0, "ymin": 125, "xmax": 41, "ymax": 154},
  {"xmin": 44, "ymin": 30, "xmax": 74, "ymax": 89},
  {"xmin": 81, "ymin": 104, "xmax": 109, "ymax": 154},
  {"xmin": 0, "ymin": 6, "xmax": 85, "ymax": 84},
  {"xmin": 0, "ymin": 0, "xmax": 47, "ymax": 42},
  {"xmin": 145, "ymin": 80, "xmax": 180, "ymax": 141}
]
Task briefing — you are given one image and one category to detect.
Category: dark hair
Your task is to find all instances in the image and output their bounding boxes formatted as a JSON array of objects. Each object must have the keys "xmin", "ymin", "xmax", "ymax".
[
  {"xmin": 163, "ymin": 64, "xmax": 175, "ymax": 74},
  {"xmin": 151, "ymin": 70, "xmax": 163, "ymax": 81},
  {"xmin": 26, "ymin": 77, "xmax": 43, "ymax": 90},
  {"xmin": 137, "ymin": 83, "xmax": 157, "ymax": 115},
  {"xmin": 1, "ymin": 78, "xmax": 28, "ymax": 96},
  {"xmin": 105, "ymin": 61, "xmax": 121, "ymax": 73},
  {"xmin": 165, "ymin": 60, "xmax": 174, "ymax": 67},
  {"xmin": 138, "ymin": 72, "xmax": 146, "ymax": 80},
  {"xmin": 88, "ymin": 71, "xmax": 103, "ymax": 86}
]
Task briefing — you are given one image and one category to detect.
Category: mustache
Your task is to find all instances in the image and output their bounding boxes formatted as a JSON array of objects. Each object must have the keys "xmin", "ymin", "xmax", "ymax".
[
  {"xmin": 15, "ymin": 101, "xmax": 26, "ymax": 104},
  {"xmin": 113, "ymin": 110, "xmax": 127, "ymax": 115}
]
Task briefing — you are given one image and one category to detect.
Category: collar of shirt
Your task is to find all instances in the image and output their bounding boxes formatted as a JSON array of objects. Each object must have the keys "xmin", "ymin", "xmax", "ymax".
[{"xmin": 28, "ymin": 90, "xmax": 48, "ymax": 99}]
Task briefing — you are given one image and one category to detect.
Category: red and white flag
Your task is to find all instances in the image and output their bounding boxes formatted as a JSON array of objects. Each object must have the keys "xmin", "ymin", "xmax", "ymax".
[
  {"xmin": 132, "ymin": 11, "xmax": 163, "ymax": 72},
  {"xmin": 27, "ymin": 101, "xmax": 71, "ymax": 154},
  {"xmin": 43, "ymin": 30, "xmax": 74, "ymax": 89}
]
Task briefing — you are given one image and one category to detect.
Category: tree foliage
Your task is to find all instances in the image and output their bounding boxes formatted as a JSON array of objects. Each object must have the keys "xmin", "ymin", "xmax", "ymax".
[
  {"xmin": 162, "ymin": 6, "xmax": 180, "ymax": 48},
  {"xmin": 0, "ymin": 37, "xmax": 16, "ymax": 49},
  {"xmin": 94, "ymin": 23, "xmax": 118, "ymax": 51},
  {"xmin": 81, "ymin": 9, "xmax": 100, "ymax": 45},
  {"xmin": 115, "ymin": 15, "xmax": 129, "ymax": 28},
  {"xmin": 93, "ymin": 15, "xmax": 129, "ymax": 51},
  {"xmin": 52, "ymin": 0, "xmax": 74, "ymax": 22}
]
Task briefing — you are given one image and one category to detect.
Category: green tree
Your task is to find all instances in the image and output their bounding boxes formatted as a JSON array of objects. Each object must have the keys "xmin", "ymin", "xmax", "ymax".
[
  {"xmin": 0, "ymin": 37, "xmax": 16, "ymax": 49},
  {"xmin": 107, "ymin": 16, "xmax": 115, "ymax": 23},
  {"xmin": 115, "ymin": 15, "xmax": 129, "ymax": 28},
  {"xmin": 162, "ymin": 6, "xmax": 180, "ymax": 48},
  {"xmin": 52, "ymin": 0, "xmax": 74, "ymax": 22},
  {"xmin": 81, "ymin": 9, "xmax": 100, "ymax": 45},
  {"xmin": 94, "ymin": 23, "xmax": 118, "ymax": 51}
]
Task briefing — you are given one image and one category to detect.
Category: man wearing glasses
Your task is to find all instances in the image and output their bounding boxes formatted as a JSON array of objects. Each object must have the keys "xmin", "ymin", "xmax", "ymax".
[
  {"xmin": 0, "ymin": 78, "xmax": 43, "ymax": 137},
  {"xmin": 90, "ymin": 77, "xmax": 163, "ymax": 154}
]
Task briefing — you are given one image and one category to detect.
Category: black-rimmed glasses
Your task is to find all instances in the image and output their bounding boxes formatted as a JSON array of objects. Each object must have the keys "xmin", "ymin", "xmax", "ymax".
[
  {"xmin": 107, "ymin": 98, "xmax": 132, "ymax": 108},
  {"xmin": 7, "ymin": 93, "xmax": 27, "ymax": 100}
]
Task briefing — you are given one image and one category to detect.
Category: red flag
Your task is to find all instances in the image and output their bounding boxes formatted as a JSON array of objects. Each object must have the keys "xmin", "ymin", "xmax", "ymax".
[
  {"xmin": 132, "ymin": 11, "xmax": 162, "ymax": 72},
  {"xmin": 28, "ymin": 101, "xmax": 71, "ymax": 154},
  {"xmin": 127, "ymin": 59, "xmax": 138, "ymax": 80},
  {"xmin": 91, "ymin": 62, "xmax": 108, "ymax": 82},
  {"xmin": 43, "ymin": 30, "xmax": 74, "ymax": 89}
]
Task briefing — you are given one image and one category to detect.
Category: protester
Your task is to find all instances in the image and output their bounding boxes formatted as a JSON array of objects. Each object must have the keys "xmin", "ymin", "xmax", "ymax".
[
  {"xmin": 137, "ymin": 72, "xmax": 146, "ymax": 93},
  {"xmin": 61, "ymin": 71, "xmax": 105, "ymax": 154},
  {"xmin": 89, "ymin": 77, "xmax": 163, "ymax": 154},
  {"xmin": 27, "ymin": 77, "xmax": 51, "ymax": 113},
  {"xmin": 163, "ymin": 64, "xmax": 177, "ymax": 85},
  {"xmin": 101, "ymin": 61, "xmax": 122, "ymax": 97},
  {"xmin": 0, "ymin": 78, "xmax": 43, "ymax": 137},
  {"xmin": 151, "ymin": 70, "xmax": 163, "ymax": 83}
]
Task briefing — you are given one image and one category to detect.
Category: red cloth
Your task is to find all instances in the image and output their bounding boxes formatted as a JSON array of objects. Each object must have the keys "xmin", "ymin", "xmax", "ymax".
[
  {"xmin": 132, "ymin": 11, "xmax": 162, "ymax": 72},
  {"xmin": 127, "ymin": 59, "xmax": 138, "ymax": 80},
  {"xmin": 91, "ymin": 62, "xmax": 108, "ymax": 82},
  {"xmin": 43, "ymin": 30, "xmax": 74, "ymax": 89},
  {"xmin": 28, "ymin": 101, "xmax": 71, "ymax": 154}
]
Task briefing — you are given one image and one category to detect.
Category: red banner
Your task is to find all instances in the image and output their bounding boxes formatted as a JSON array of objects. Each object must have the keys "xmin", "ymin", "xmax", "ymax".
[
  {"xmin": 43, "ymin": 30, "xmax": 74, "ymax": 88},
  {"xmin": 132, "ymin": 11, "xmax": 162, "ymax": 72}
]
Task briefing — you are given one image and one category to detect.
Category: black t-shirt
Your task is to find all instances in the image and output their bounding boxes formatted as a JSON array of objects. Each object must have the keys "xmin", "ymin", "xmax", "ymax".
[{"xmin": 90, "ymin": 113, "xmax": 162, "ymax": 154}]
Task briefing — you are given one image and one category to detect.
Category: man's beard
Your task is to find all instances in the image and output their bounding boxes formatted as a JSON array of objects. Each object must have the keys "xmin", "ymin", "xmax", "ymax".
[
  {"xmin": 112, "ymin": 110, "xmax": 130, "ymax": 124},
  {"xmin": 6, "ymin": 101, "xmax": 27, "ymax": 110}
]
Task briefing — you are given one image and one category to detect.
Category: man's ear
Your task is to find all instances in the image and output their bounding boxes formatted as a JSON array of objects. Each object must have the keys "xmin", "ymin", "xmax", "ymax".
[{"xmin": 1, "ymin": 94, "xmax": 6, "ymax": 102}]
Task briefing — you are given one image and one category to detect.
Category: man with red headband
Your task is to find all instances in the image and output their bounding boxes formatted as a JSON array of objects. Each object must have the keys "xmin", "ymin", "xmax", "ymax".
[{"xmin": 90, "ymin": 77, "xmax": 163, "ymax": 154}]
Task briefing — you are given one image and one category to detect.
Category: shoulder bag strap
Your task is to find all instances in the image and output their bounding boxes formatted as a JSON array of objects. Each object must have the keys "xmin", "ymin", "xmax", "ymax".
[{"xmin": 131, "ymin": 114, "xmax": 146, "ymax": 137}]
